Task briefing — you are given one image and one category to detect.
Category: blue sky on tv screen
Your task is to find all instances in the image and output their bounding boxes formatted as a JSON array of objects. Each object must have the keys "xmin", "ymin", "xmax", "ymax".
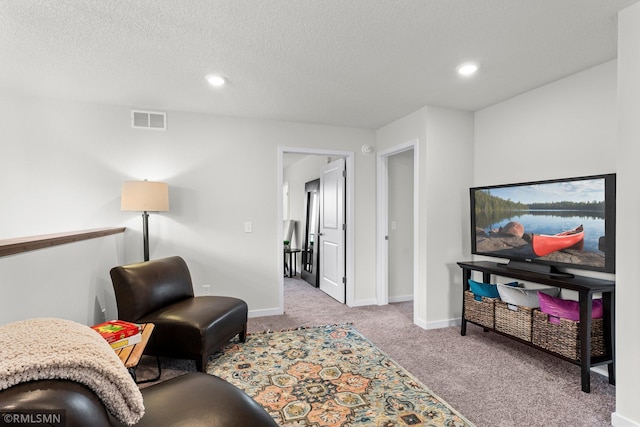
[{"xmin": 486, "ymin": 178, "xmax": 605, "ymax": 204}]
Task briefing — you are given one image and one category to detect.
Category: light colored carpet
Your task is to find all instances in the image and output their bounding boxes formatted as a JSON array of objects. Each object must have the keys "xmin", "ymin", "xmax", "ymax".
[{"xmin": 135, "ymin": 277, "xmax": 615, "ymax": 427}]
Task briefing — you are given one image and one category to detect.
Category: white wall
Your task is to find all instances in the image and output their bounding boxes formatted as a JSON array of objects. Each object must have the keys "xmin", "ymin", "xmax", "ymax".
[
  {"xmin": 376, "ymin": 106, "xmax": 474, "ymax": 328},
  {"xmin": 424, "ymin": 107, "xmax": 475, "ymax": 324},
  {"xmin": 613, "ymin": 3, "xmax": 640, "ymax": 426},
  {"xmin": 475, "ymin": 61, "xmax": 617, "ymax": 186},
  {"xmin": 0, "ymin": 94, "xmax": 376, "ymax": 323},
  {"xmin": 0, "ymin": 234, "xmax": 123, "ymax": 325}
]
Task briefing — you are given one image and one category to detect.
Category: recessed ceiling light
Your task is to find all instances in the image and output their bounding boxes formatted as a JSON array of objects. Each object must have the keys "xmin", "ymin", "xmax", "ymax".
[
  {"xmin": 205, "ymin": 74, "xmax": 226, "ymax": 87},
  {"xmin": 457, "ymin": 63, "xmax": 479, "ymax": 76}
]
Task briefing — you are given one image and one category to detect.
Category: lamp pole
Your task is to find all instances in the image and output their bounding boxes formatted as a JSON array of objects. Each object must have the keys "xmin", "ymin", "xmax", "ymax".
[{"xmin": 142, "ymin": 211, "xmax": 150, "ymax": 262}]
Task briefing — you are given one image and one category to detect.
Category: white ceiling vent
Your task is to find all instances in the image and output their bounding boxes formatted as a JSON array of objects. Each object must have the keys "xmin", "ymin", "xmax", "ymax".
[{"xmin": 131, "ymin": 110, "xmax": 167, "ymax": 130}]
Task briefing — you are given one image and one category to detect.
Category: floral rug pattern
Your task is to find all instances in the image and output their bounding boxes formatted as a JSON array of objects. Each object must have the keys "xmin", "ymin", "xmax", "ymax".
[{"xmin": 208, "ymin": 324, "xmax": 474, "ymax": 426}]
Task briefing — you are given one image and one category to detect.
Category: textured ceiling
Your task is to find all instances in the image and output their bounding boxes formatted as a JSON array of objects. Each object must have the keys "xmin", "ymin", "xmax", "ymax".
[{"xmin": 1, "ymin": 0, "xmax": 638, "ymax": 129}]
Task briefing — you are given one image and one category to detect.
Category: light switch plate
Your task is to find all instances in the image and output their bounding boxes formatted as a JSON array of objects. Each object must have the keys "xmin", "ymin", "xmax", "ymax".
[{"xmin": 244, "ymin": 221, "xmax": 252, "ymax": 233}]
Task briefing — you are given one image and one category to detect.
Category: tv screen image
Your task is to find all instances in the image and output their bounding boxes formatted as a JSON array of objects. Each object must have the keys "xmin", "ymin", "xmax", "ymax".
[{"xmin": 470, "ymin": 174, "xmax": 616, "ymax": 274}]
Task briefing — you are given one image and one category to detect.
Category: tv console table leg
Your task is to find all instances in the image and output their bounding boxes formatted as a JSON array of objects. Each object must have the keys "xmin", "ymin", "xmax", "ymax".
[
  {"xmin": 579, "ymin": 291, "xmax": 593, "ymax": 393},
  {"xmin": 608, "ymin": 363, "xmax": 615, "ymax": 385},
  {"xmin": 604, "ymin": 290, "xmax": 616, "ymax": 385},
  {"xmin": 581, "ymin": 373, "xmax": 591, "ymax": 392},
  {"xmin": 460, "ymin": 268, "xmax": 471, "ymax": 336}
]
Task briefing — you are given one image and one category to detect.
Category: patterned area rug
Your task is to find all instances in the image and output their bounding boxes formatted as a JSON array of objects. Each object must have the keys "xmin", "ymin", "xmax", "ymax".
[{"xmin": 208, "ymin": 324, "xmax": 474, "ymax": 426}]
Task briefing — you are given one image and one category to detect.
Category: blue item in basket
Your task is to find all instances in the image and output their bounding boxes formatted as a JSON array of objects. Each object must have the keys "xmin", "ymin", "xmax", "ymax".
[{"xmin": 468, "ymin": 279, "xmax": 519, "ymax": 301}]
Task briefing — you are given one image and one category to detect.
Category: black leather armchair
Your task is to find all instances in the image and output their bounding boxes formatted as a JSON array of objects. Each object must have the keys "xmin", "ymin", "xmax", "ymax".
[
  {"xmin": 110, "ymin": 256, "xmax": 248, "ymax": 371},
  {"xmin": 0, "ymin": 373, "xmax": 278, "ymax": 427}
]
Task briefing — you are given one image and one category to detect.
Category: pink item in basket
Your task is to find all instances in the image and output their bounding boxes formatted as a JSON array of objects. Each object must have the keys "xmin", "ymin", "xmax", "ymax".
[{"xmin": 537, "ymin": 292, "xmax": 603, "ymax": 324}]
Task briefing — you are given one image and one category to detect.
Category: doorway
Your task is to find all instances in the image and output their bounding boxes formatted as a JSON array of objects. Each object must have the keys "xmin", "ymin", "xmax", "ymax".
[
  {"xmin": 277, "ymin": 147, "xmax": 354, "ymax": 313},
  {"xmin": 376, "ymin": 140, "xmax": 418, "ymax": 313},
  {"xmin": 387, "ymin": 150, "xmax": 414, "ymax": 302}
]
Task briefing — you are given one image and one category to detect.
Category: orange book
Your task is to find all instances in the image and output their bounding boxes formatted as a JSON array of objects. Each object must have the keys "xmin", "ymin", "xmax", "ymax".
[{"xmin": 91, "ymin": 320, "xmax": 141, "ymax": 343}]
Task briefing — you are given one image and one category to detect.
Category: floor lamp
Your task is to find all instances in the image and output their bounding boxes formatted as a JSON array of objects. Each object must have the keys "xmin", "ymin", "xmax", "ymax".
[{"xmin": 121, "ymin": 180, "xmax": 169, "ymax": 261}]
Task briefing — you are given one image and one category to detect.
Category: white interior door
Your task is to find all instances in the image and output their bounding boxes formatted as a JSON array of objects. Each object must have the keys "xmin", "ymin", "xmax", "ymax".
[{"xmin": 319, "ymin": 158, "xmax": 346, "ymax": 303}]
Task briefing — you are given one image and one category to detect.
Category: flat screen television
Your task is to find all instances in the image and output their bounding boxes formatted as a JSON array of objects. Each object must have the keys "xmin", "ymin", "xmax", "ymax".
[{"xmin": 470, "ymin": 173, "xmax": 616, "ymax": 275}]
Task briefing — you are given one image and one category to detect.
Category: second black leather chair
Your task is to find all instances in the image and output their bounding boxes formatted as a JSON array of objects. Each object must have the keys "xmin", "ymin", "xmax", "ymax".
[{"xmin": 110, "ymin": 256, "xmax": 248, "ymax": 371}]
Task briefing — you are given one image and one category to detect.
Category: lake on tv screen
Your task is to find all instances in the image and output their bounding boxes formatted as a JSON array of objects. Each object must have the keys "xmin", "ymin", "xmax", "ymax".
[{"xmin": 481, "ymin": 213, "xmax": 605, "ymax": 253}]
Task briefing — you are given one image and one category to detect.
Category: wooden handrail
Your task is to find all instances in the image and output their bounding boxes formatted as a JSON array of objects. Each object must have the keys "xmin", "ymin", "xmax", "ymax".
[{"xmin": 0, "ymin": 227, "xmax": 126, "ymax": 257}]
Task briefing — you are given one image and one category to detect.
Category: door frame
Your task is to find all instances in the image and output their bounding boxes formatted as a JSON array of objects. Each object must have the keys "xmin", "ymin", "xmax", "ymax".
[
  {"xmin": 277, "ymin": 146, "xmax": 355, "ymax": 312},
  {"xmin": 376, "ymin": 139, "xmax": 418, "ymax": 310}
]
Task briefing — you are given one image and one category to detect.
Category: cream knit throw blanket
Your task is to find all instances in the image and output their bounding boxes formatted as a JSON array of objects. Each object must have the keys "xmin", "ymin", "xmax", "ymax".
[{"xmin": 0, "ymin": 318, "xmax": 144, "ymax": 425}]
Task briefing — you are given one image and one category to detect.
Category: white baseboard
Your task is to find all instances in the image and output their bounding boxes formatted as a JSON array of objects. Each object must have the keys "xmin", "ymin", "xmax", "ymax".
[
  {"xmin": 388, "ymin": 294, "xmax": 413, "ymax": 303},
  {"xmin": 413, "ymin": 316, "xmax": 461, "ymax": 330},
  {"xmin": 414, "ymin": 316, "xmax": 428, "ymax": 329},
  {"xmin": 425, "ymin": 318, "xmax": 462, "ymax": 330},
  {"xmin": 349, "ymin": 298, "xmax": 377, "ymax": 307},
  {"xmin": 248, "ymin": 307, "xmax": 283, "ymax": 318},
  {"xmin": 612, "ymin": 412, "xmax": 640, "ymax": 426},
  {"xmin": 250, "ymin": 296, "xmax": 380, "ymax": 316},
  {"xmin": 590, "ymin": 364, "xmax": 609, "ymax": 378}
]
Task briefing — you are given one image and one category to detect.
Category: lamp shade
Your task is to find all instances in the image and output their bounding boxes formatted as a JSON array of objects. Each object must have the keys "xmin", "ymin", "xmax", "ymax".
[{"xmin": 121, "ymin": 181, "xmax": 169, "ymax": 212}]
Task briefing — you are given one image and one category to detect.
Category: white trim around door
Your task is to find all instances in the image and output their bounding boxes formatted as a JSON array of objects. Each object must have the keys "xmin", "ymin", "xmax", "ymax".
[{"xmin": 376, "ymin": 140, "xmax": 419, "ymax": 317}]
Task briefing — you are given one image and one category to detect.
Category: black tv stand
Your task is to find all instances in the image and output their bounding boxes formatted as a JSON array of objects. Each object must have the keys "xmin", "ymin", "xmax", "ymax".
[
  {"xmin": 498, "ymin": 260, "xmax": 574, "ymax": 278},
  {"xmin": 547, "ymin": 270, "xmax": 575, "ymax": 278},
  {"xmin": 458, "ymin": 260, "xmax": 615, "ymax": 393}
]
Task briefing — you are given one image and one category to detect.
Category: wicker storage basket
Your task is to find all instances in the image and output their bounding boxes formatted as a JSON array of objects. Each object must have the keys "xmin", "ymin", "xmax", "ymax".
[
  {"xmin": 495, "ymin": 301, "xmax": 534, "ymax": 342},
  {"xmin": 463, "ymin": 290, "xmax": 496, "ymax": 328},
  {"xmin": 532, "ymin": 309, "xmax": 604, "ymax": 361}
]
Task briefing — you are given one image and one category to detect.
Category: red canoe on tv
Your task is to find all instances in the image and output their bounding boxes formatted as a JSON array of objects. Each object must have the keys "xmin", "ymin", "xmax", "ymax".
[{"xmin": 531, "ymin": 225, "xmax": 585, "ymax": 257}]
